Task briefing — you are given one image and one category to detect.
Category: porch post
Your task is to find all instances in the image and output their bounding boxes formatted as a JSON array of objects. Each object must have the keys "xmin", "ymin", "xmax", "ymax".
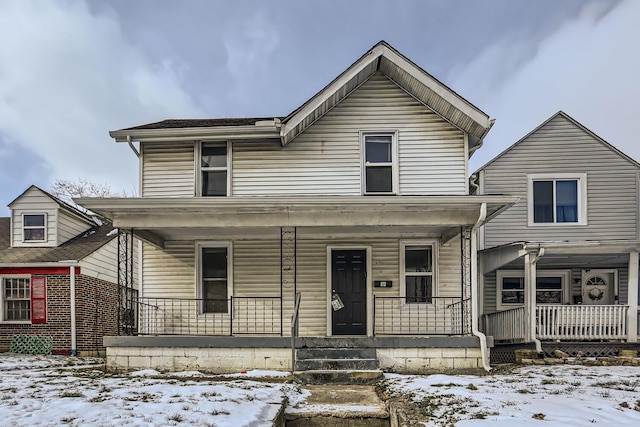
[
  {"xmin": 523, "ymin": 254, "xmax": 532, "ymax": 342},
  {"xmin": 627, "ymin": 252, "xmax": 639, "ymax": 343}
]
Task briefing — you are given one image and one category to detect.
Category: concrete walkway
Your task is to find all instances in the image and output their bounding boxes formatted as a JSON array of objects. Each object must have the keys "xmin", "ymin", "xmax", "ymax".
[{"xmin": 285, "ymin": 385, "xmax": 389, "ymax": 426}]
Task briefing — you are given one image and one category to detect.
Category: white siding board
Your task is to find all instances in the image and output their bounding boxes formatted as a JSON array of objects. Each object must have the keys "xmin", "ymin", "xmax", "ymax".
[
  {"xmin": 57, "ymin": 210, "xmax": 92, "ymax": 245},
  {"xmin": 10, "ymin": 188, "xmax": 58, "ymax": 247},
  {"xmin": 79, "ymin": 239, "xmax": 118, "ymax": 284},
  {"xmin": 483, "ymin": 114, "xmax": 639, "ymax": 247},
  {"xmin": 141, "ymin": 143, "xmax": 195, "ymax": 197}
]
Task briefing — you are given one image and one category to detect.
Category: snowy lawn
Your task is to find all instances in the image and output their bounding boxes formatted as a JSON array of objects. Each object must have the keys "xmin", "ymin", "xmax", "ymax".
[
  {"xmin": 382, "ymin": 364, "xmax": 640, "ymax": 426},
  {"xmin": 0, "ymin": 354, "xmax": 306, "ymax": 426}
]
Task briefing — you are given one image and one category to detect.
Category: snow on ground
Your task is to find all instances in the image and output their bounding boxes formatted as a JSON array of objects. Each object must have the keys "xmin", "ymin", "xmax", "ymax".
[
  {"xmin": 383, "ymin": 365, "xmax": 640, "ymax": 426},
  {"xmin": 1, "ymin": 354, "xmax": 639, "ymax": 426},
  {"xmin": 0, "ymin": 354, "xmax": 305, "ymax": 426}
]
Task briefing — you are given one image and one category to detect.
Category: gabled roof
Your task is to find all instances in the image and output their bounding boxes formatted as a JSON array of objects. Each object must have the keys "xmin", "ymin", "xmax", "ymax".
[
  {"xmin": 8, "ymin": 185, "xmax": 97, "ymax": 226},
  {"xmin": 281, "ymin": 41, "xmax": 493, "ymax": 149},
  {"xmin": 474, "ymin": 111, "xmax": 640, "ymax": 173},
  {"xmin": 0, "ymin": 217, "xmax": 117, "ymax": 263},
  {"xmin": 110, "ymin": 41, "xmax": 493, "ymax": 149}
]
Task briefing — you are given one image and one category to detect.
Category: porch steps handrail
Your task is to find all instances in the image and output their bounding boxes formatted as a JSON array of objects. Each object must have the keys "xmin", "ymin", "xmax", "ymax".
[
  {"xmin": 536, "ymin": 305, "xmax": 628, "ymax": 340},
  {"xmin": 291, "ymin": 292, "xmax": 302, "ymax": 371},
  {"xmin": 481, "ymin": 307, "xmax": 526, "ymax": 342}
]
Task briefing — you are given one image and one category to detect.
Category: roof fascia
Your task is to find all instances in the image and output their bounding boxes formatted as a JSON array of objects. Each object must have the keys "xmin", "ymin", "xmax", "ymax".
[{"xmin": 109, "ymin": 123, "xmax": 281, "ymax": 143}]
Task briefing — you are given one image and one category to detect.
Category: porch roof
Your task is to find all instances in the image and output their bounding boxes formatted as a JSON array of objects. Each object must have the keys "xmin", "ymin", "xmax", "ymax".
[
  {"xmin": 77, "ymin": 195, "xmax": 517, "ymax": 248},
  {"xmin": 481, "ymin": 240, "xmax": 640, "ymax": 273}
]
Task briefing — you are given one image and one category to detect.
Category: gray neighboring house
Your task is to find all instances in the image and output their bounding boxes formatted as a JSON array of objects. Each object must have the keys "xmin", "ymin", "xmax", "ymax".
[{"xmin": 474, "ymin": 111, "xmax": 639, "ymax": 359}]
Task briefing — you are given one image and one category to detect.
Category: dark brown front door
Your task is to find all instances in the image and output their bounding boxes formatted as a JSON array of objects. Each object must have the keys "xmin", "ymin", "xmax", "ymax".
[{"xmin": 331, "ymin": 249, "xmax": 367, "ymax": 335}]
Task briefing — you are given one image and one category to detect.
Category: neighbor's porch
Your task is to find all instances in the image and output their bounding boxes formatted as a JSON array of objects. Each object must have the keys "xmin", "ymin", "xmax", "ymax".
[{"xmin": 480, "ymin": 242, "xmax": 640, "ymax": 345}]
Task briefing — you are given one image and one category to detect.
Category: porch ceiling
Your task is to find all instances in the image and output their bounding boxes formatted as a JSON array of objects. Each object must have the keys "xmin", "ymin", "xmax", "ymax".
[{"xmin": 76, "ymin": 195, "xmax": 516, "ymax": 248}]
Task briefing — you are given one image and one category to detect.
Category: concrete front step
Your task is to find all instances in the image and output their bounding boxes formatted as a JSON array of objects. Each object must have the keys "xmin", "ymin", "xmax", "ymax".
[
  {"xmin": 294, "ymin": 369, "xmax": 383, "ymax": 385},
  {"xmin": 295, "ymin": 358, "xmax": 380, "ymax": 371},
  {"xmin": 296, "ymin": 347, "xmax": 377, "ymax": 360}
]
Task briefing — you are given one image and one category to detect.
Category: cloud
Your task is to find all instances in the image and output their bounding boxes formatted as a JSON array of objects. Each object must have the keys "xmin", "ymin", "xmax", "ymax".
[
  {"xmin": 451, "ymin": 0, "xmax": 640, "ymax": 169},
  {"xmin": 0, "ymin": 0, "xmax": 205, "ymax": 204}
]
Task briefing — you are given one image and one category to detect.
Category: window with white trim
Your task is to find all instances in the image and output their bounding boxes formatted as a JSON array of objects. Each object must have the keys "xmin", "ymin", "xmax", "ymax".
[
  {"xmin": 23, "ymin": 214, "xmax": 46, "ymax": 242},
  {"xmin": 361, "ymin": 132, "xmax": 397, "ymax": 194},
  {"xmin": 2, "ymin": 276, "xmax": 30, "ymax": 322},
  {"xmin": 401, "ymin": 242, "xmax": 436, "ymax": 303},
  {"xmin": 200, "ymin": 142, "xmax": 229, "ymax": 196},
  {"xmin": 497, "ymin": 270, "xmax": 569, "ymax": 310},
  {"xmin": 198, "ymin": 243, "xmax": 232, "ymax": 314},
  {"xmin": 527, "ymin": 174, "xmax": 587, "ymax": 225}
]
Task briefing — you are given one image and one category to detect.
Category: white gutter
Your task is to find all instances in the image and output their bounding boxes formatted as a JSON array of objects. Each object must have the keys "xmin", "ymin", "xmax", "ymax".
[
  {"xmin": 470, "ymin": 202, "xmax": 491, "ymax": 371},
  {"xmin": 126, "ymin": 135, "xmax": 140, "ymax": 158},
  {"xmin": 69, "ymin": 263, "xmax": 78, "ymax": 356}
]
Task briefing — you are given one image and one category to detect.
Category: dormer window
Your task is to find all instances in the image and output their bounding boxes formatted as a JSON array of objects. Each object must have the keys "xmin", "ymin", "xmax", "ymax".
[
  {"xmin": 200, "ymin": 142, "xmax": 230, "ymax": 197},
  {"xmin": 361, "ymin": 131, "xmax": 398, "ymax": 195},
  {"xmin": 23, "ymin": 214, "xmax": 46, "ymax": 242}
]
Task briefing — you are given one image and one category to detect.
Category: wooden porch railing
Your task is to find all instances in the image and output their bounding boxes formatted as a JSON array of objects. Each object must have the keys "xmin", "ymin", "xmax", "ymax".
[
  {"xmin": 536, "ymin": 305, "xmax": 628, "ymax": 340},
  {"xmin": 481, "ymin": 307, "xmax": 526, "ymax": 342}
]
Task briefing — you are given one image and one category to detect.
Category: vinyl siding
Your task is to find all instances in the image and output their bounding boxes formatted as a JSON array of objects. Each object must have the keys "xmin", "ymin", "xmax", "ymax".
[
  {"xmin": 482, "ymin": 114, "xmax": 639, "ymax": 247},
  {"xmin": 10, "ymin": 188, "xmax": 58, "ymax": 247},
  {"xmin": 142, "ymin": 233, "xmax": 462, "ymax": 336},
  {"xmin": 141, "ymin": 142, "xmax": 195, "ymax": 197},
  {"xmin": 79, "ymin": 238, "xmax": 139, "ymax": 289},
  {"xmin": 57, "ymin": 210, "xmax": 93, "ymax": 246},
  {"xmin": 233, "ymin": 73, "xmax": 466, "ymax": 196}
]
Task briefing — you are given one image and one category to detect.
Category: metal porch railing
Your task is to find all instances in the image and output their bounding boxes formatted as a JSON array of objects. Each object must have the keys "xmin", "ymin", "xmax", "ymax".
[
  {"xmin": 373, "ymin": 296, "xmax": 470, "ymax": 335},
  {"xmin": 136, "ymin": 296, "xmax": 283, "ymax": 336}
]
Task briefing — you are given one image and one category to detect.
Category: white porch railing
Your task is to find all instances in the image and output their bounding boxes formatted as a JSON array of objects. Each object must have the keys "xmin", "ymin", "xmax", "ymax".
[
  {"xmin": 481, "ymin": 307, "xmax": 526, "ymax": 342},
  {"xmin": 536, "ymin": 305, "xmax": 628, "ymax": 340}
]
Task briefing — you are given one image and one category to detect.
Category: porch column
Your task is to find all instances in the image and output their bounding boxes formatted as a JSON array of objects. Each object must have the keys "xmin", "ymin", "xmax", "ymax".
[
  {"xmin": 628, "ymin": 252, "xmax": 639, "ymax": 343},
  {"xmin": 523, "ymin": 254, "xmax": 532, "ymax": 342}
]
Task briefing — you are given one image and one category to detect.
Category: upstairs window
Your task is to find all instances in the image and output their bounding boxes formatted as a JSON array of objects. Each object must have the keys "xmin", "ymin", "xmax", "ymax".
[
  {"xmin": 23, "ymin": 214, "xmax": 46, "ymax": 242},
  {"xmin": 528, "ymin": 174, "xmax": 586, "ymax": 225},
  {"xmin": 361, "ymin": 132, "xmax": 397, "ymax": 195},
  {"xmin": 2, "ymin": 277, "xmax": 30, "ymax": 322},
  {"xmin": 401, "ymin": 242, "xmax": 436, "ymax": 304},
  {"xmin": 200, "ymin": 142, "xmax": 229, "ymax": 196}
]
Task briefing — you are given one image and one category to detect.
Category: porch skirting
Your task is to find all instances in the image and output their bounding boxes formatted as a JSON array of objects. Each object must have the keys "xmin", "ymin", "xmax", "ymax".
[{"xmin": 103, "ymin": 336, "xmax": 490, "ymax": 374}]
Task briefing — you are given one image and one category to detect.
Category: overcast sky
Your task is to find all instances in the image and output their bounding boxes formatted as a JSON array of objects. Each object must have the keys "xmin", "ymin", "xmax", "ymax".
[{"xmin": 1, "ymin": 0, "xmax": 638, "ymax": 215}]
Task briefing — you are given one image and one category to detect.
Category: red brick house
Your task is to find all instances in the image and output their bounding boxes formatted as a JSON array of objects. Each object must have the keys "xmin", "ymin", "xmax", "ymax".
[{"xmin": 0, "ymin": 185, "xmax": 137, "ymax": 356}]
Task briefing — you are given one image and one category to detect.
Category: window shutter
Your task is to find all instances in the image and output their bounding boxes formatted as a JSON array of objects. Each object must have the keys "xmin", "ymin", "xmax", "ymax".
[{"xmin": 30, "ymin": 276, "xmax": 47, "ymax": 324}]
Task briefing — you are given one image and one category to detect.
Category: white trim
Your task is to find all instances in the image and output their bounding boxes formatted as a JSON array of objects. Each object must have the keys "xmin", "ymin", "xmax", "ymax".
[
  {"xmin": 326, "ymin": 245, "xmax": 372, "ymax": 337},
  {"xmin": 399, "ymin": 240, "xmax": 439, "ymax": 305},
  {"xmin": 360, "ymin": 130, "xmax": 399, "ymax": 195},
  {"xmin": 527, "ymin": 173, "xmax": 588, "ymax": 226},
  {"xmin": 21, "ymin": 213, "xmax": 47, "ymax": 243},
  {"xmin": 0, "ymin": 274, "xmax": 32, "ymax": 324},
  {"xmin": 496, "ymin": 269, "xmax": 571, "ymax": 311},
  {"xmin": 463, "ymin": 133, "xmax": 469, "ymax": 195},
  {"xmin": 197, "ymin": 141, "xmax": 231, "ymax": 197},
  {"xmin": 195, "ymin": 241, "xmax": 233, "ymax": 314}
]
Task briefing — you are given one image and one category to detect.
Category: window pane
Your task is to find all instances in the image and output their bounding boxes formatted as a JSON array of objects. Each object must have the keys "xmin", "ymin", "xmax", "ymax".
[
  {"xmin": 556, "ymin": 180, "xmax": 578, "ymax": 222},
  {"xmin": 533, "ymin": 181, "xmax": 553, "ymax": 223},
  {"xmin": 203, "ymin": 280, "xmax": 228, "ymax": 313},
  {"xmin": 405, "ymin": 246, "xmax": 432, "ymax": 272},
  {"xmin": 365, "ymin": 136, "xmax": 392, "ymax": 163},
  {"xmin": 405, "ymin": 276, "xmax": 432, "ymax": 303},
  {"xmin": 536, "ymin": 276, "xmax": 562, "ymax": 290},
  {"xmin": 502, "ymin": 277, "xmax": 524, "ymax": 290},
  {"xmin": 366, "ymin": 166, "xmax": 392, "ymax": 193},
  {"xmin": 24, "ymin": 228, "xmax": 45, "ymax": 241},
  {"xmin": 502, "ymin": 291, "xmax": 524, "ymax": 304},
  {"xmin": 536, "ymin": 291, "xmax": 562, "ymax": 304},
  {"xmin": 202, "ymin": 248, "xmax": 227, "ymax": 279},
  {"xmin": 201, "ymin": 145, "xmax": 227, "ymax": 168},
  {"xmin": 24, "ymin": 215, "xmax": 44, "ymax": 226},
  {"xmin": 202, "ymin": 171, "xmax": 227, "ymax": 196}
]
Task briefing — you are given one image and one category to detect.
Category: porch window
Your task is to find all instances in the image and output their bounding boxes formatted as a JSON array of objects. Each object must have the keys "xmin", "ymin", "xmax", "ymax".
[
  {"xmin": 401, "ymin": 242, "xmax": 436, "ymax": 303},
  {"xmin": 23, "ymin": 214, "xmax": 46, "ymax": 242},
  {"xmin": 2, "ymin": 277, "xmax": 30, "ymax": 322},
  {"xmin": 497, "ymin": 270, "xmax": 568, "ymax": 310},
  {"xmin": 527, "ymin": 174, "xmax": 586, "ymax": 225},
  {"xmin": 200, "ymin": 142, "xmax": 229, "ymax": 196},
  {"xmin": 199, "ymin": 243, "xmax": 232, "ymax": 314},
  {"xmin": 361, "ymin": 132, "xmax": 397, "ymax": 195}
]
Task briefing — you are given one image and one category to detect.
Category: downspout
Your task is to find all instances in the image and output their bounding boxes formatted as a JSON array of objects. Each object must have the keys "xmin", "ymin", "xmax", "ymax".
[
  {"xmin": 530, "ymin": 248, "xmax": 545, "ymax": 353},
  {"xmin": 126, "ymin": 135, "xmax": 140, "ymax": 157},
  {"xmin": 471, "ymin": 203, "xmax": 491, "ymax": 371},
  {"xmin": 64, "ymin": 261, "xmax": 79, "ymax": 356}
]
